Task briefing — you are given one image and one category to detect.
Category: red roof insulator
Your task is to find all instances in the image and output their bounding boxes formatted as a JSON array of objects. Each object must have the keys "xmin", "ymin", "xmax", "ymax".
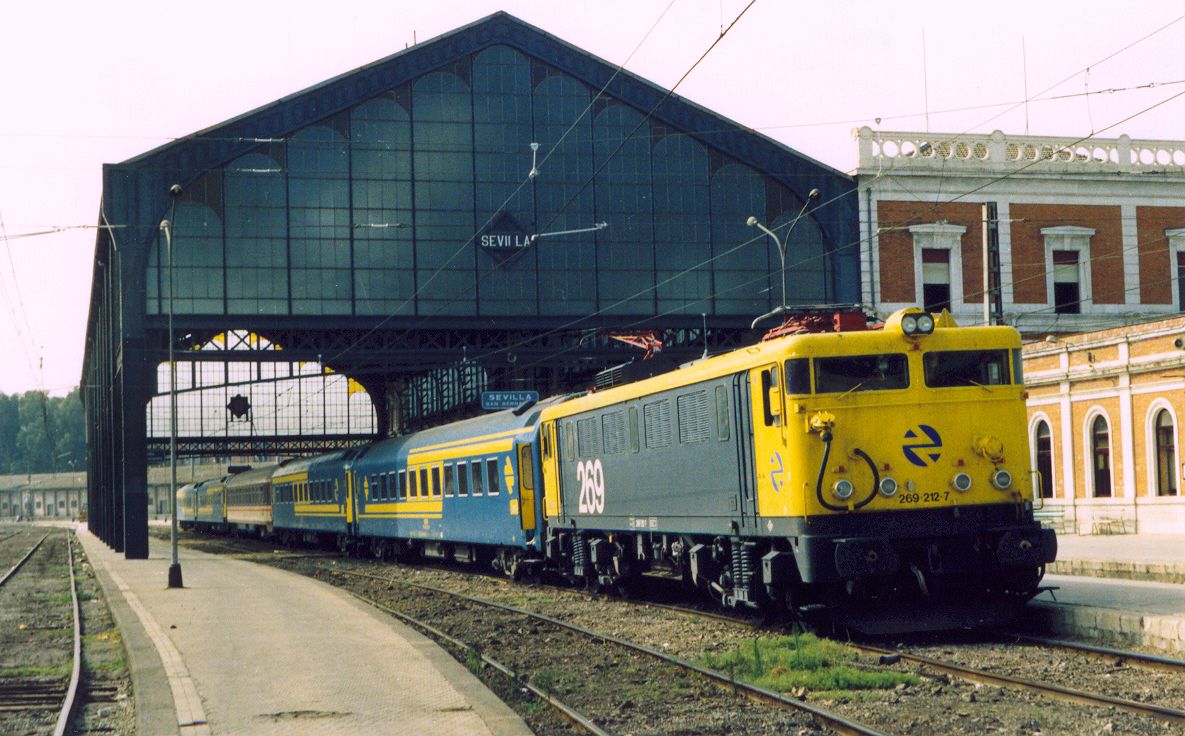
[
  {"xmin": 761, "ymin": 309, "xmax": 870, "ymax": 341},
  {"xmin": 603, "ymin": 331, "xmax": 664, "ymax": 360}
]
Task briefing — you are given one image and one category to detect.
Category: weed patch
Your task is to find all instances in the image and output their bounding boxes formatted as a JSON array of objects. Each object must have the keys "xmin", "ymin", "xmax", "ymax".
[{"xmin": 698, "ymin": 634, "xmax": 915, "ymax": 696}]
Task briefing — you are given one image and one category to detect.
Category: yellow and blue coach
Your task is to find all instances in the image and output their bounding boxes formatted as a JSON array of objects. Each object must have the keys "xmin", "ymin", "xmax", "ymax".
[{"xmin": 348, "ymin": 401, "xmax": 553, "ymax": 575}]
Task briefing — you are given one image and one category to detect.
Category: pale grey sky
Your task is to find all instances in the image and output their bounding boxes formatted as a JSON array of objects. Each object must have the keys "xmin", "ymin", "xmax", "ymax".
[{"xmin": 2, "ymin": 0, "xmax": 1183, "ymax": 395}]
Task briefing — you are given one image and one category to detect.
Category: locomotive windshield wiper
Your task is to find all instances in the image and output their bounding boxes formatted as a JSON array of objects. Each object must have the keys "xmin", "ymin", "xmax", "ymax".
[
  {"xmin": 836, "ymin": 382, "xmax": 864, "ymax": 400},
  {"xmin": 967, "ymin": 379, "xmax": 993, "ymax": 392}
]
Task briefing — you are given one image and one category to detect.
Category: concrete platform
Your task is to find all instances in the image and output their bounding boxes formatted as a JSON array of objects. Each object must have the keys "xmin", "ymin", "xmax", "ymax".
[
  {"xmin": 1024, "ymin": 533, "xmax": 1185, "ymax": 654},
  {"xmin": 76, "ymin": 526, "xmax": 532, "ymax": 736}
]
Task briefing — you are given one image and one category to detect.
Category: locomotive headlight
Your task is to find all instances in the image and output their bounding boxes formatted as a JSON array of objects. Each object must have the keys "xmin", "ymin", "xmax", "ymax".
[
  {"xmin": 833, "ymin": 479, "xmax": 854, "ymax": 500},
  {"xmin": 991, "ymin": 469, "xmax": 1013, "ymax": 490},
  {"xmin": 952, "ymin": 472, "xmax": 973, "ymax": 492},
  {"xmin": 901, "ymin": 314, "xmax": 919, "ymax": 335},
  {"xmin": 916, "ymin": 314, "xmax": 935, "ymax": 334},
  {"xmin": 878, "ymin": 476, "xmax": 899, "ymax": 496}
]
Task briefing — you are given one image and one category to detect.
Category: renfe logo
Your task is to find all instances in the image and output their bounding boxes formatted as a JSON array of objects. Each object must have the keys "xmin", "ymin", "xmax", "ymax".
[{"xmin": 902, "ymin": 424, "xmax": 943, "ymax": 467}]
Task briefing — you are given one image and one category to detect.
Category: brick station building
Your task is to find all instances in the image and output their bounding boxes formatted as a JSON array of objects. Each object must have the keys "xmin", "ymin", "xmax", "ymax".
[
  {"xmin": 855, "ymin": 127, "xmax": 1185, "ymax": 335},
  {"xmin": 856, "ymin": 128, "xmax": 1185, "ymax": 533},
  {"xmin": 1023, "ymin": 316, "xmax": 1185, "ymax": 534}
]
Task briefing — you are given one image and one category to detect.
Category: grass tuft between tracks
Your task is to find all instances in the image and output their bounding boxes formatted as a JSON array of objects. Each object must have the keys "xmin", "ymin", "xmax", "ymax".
[{"xmin": 699, "ymin": 634, "xmax": 915, "ymax": 699}]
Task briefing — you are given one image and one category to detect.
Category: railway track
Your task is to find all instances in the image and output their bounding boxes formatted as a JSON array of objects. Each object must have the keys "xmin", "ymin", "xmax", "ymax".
[
  {"xmin": 0, "ymin": 529, "xmax": 83, "ymax": 735},
  {"xmin": 322, "ymin": 565, "xmax": 885, "ymax": 736},
  {"xmin": 847, "ymin": 641, "xmax": 1185, "ymax": 725},
  {"xmin": 590, "ymin": 589, "xmax": 1185, "ymax": 727},
  {"xmin": 182, "ymin": 533, "xmax": 1183, "ymax": 733},
  {"xmin": 1002, "ymin": 632, "xmax": 1185, "ymax": 673}
]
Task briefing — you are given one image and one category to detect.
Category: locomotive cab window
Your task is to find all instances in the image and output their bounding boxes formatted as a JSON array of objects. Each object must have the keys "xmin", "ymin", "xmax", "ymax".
[
  {"xmin": 785, "ymin": 358, "xmax": 811, "ymax": 395},
  {"xmin": 923, "ymin": 349, "xmax": 1011, "ymax": 388},
  {"xmin": 815, "ymin": 354, "xmax": 909, "ymax": 393}
]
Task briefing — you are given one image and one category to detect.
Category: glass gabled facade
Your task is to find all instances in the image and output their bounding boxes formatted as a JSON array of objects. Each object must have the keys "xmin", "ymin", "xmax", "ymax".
[{"xmin": 142, "ymin": 18, "xmax": 855, "ymax": 322}]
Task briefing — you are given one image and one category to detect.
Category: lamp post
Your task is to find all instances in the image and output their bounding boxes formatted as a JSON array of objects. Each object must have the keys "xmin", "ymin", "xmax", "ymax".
[
  {"xmin": 746, "ymin": 188, "xmax": 819, "ymax": 310},
  {"xmin": 159, "ymin": 184, "xmax": 183, "ymax": 589}
]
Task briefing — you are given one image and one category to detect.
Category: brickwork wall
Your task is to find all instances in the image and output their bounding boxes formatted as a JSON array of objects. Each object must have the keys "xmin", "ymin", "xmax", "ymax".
[
  {"xmin": 1137, "ymin": 206, "xmax": 1185, "ymax": 304},
  {"xmin": 876, "ymin": 200, "xmax": 984, "ymax": 303},
  {"xmin": 1009, "ymin": 204, "xmax": 1124, "ymax": 305}
]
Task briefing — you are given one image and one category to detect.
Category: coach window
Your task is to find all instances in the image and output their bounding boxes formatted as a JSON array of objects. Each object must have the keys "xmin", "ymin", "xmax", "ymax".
[
  {"xmin": 785, "ymin": 359, "xmax": 811, "ymax": 395},
  {"xmin": 444, "ymin": 464, "xmax": 456, "ymax": 497},
  {"xmin": 486, "ymin": 459, "xmax": 501, "ymax": 495},
  {"xmin": 457, "ymin": 463, "xmax": 470, "ymax": 497},
  {"xmin": 407, "ymin": 469, "xmax": 418, "ymax": 499},
  {"xmin": 431, "ymin": 466, "xmax": 442, "ymax": 498},
  {"xmin": 1091, "ymin": 415, "xmax": 1112, "ymax": 497},
  {"xmin": 420, "ymin": 468, "xmax": 430, "ymax": 499},
  {"xmin": 397, "ymin": 469, "xmax": 407, "ymax": 500},
  {"xmin": 471, "ymin": 461, "xmax": 485, "ymax": 496}
]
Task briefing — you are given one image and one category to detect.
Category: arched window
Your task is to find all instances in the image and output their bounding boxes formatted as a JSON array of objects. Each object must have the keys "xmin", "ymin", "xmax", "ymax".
[
  {"xmin": 1091, "ymin": 415, "xmax": 1111, "ymax": 497},
  {"xmin": 1155, "ymin": 409, "xmax": 1177, "ymax": 496},
  {"xmin": 1034, "ymin": 420, "xmax": 1054, "ymax": 498}
]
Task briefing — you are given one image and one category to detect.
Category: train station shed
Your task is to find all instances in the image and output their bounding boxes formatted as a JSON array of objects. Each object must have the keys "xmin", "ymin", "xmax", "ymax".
[{"xmin": 82, "ymin": 11, "xmax": 859, "ymax": 557}]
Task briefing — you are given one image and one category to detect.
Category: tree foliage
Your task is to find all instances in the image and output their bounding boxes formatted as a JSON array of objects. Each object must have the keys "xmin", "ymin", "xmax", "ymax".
[{"xmin": 0, "ymin": 389, "xmax": 85, "ymax": 475}]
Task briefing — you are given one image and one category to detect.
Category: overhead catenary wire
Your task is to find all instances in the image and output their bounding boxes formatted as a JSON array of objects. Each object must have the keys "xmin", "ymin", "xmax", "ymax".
[{"xmin": 143, "ymin": 7, "xmax": 1180, "ymax": 431}]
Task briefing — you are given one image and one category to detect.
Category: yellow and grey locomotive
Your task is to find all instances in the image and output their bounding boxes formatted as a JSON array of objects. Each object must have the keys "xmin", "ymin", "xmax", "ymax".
[{"xmin": 537, "ymin": 308, "xmax": 1055, "ymax": 632}]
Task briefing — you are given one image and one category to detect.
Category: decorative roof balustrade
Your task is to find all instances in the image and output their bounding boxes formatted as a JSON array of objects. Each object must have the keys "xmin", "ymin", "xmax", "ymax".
[{"xmin": 856, "ymin": 126, "xmax": 1185, "ymax": 175}]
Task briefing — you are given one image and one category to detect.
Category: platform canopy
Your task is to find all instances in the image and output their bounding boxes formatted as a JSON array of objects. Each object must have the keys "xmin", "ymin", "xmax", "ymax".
[{"xmin": 82, "ymin": 11, "xmax": 859, "ymax": 557}]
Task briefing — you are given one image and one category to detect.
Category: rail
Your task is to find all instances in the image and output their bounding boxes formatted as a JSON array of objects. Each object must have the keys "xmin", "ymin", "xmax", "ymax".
[
  {"xmin": 54, "ymin": 532, "xmax": 82, "ymax": 736},
  {"xmin": 0, "ymin": 532, "xmax": 49, "ymax": 589},
  {"xmin": 847, "ymin": 642, "xmax": 1185, "ymax": 724}
]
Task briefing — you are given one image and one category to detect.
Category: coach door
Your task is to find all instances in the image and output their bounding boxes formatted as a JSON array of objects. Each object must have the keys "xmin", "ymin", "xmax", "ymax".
[
  {"xmin": 540, "ymin": 421, "xmax": 562, "ymax": 519},
  {"xmin": 517, "ymin": 443, "xmax": 537, "ymax": 534},
  {"xmin": 345, "ymin": 468, "xmax": 358, "ymax": 536}
]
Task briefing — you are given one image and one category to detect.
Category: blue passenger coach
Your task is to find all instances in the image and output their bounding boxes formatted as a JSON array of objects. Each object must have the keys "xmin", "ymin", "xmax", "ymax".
[
  {"xmin": 349, "ymin": 402, "xmax": 552, "ymax": 573},
  {"xmin": 271, "ymin": 450, "xmax": 355, "ymax": 545}
]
